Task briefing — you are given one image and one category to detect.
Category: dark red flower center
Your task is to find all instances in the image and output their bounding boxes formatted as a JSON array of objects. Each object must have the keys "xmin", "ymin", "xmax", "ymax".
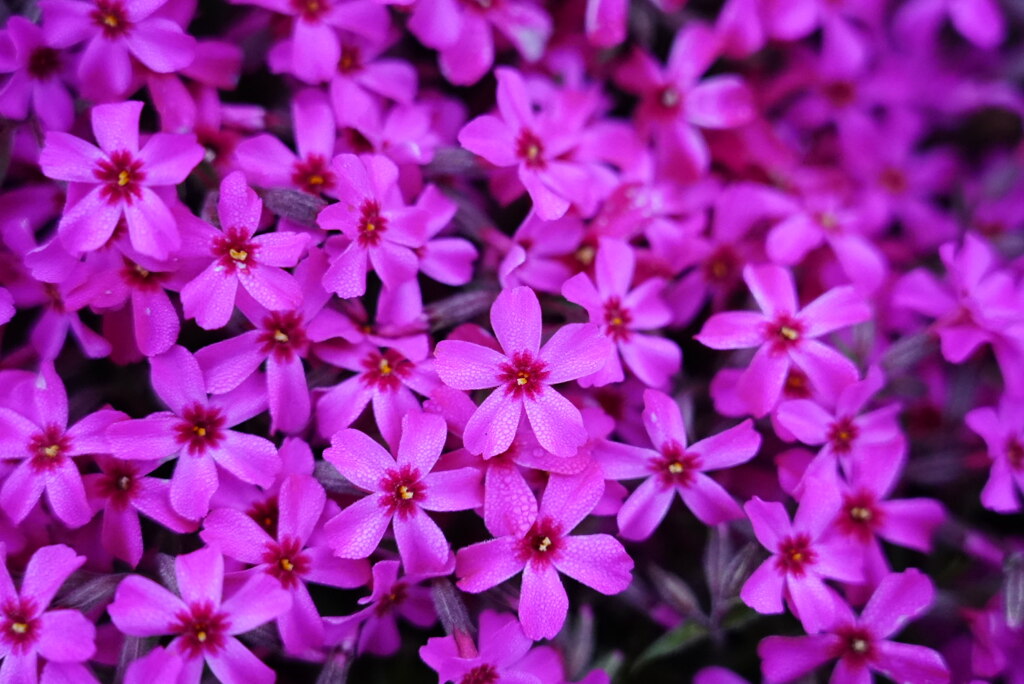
[
  {"xmin": 211, "ymin": 227, "xmax": 258, "ymax": 274},
  {"xmin": 833, "ymin": 625, "xmax": 875, "ymax": 664},
  {"xmin": 775, "ymin": 533, "xmax": 817, "ymax": 577},
  {"xmin": 515, "ymin": 129, "xmax": 546, "ymax": 169},
  {"xmin": 94, "ymin": 150, "xmax": 146, "ymax": 205},
  {"xmin": 338, "ymin": 45, "xmax": 362, "ymax": 74},
  {"xmin": 652, "ymin": 441, "xmax": 701, "ymax": 488},
  {"xmin": 360, "ymin": 349, "xmax": 413, "ymax": 392},
  {"xmin": 879, "ymin": 167, "xmax": 908, "ymax": 195},
  {"xmin": 497, "ymin": 351, "xmax": 550, "ymax": 400},
  {"xmin": 291, "ymin": 153, "xmax": 335, "ymax": 194},
  {"xmin": 248, "ymin": 496, "xmax": 279, "ymax": 537},
  {"xmin": 836, "ymin": 490, "xmax": 883, "ymax": 542},
  {"xmin": 291, "ymin": 0, "xmax": 330, "ymax": 21},
  {"xmin": 257, "ymin": 311, "xmax": 308, "ymax": 362},
  {"xmin": 28, "ymin": 424, "xmax": 72, "ymax": 472},
  {"xmin": 262, "ymin": 537, "xmax": 310, "ymax": 589},
  {"xmin": 356, "ymin": 200, "xmax": 388, "ymax": 247},
  {"xmin": 373, "ymin": 581, "xmax": 408, "ymax": 616},
  {"xmin": 174, "ymin": 403, "xmax": 226, "ymax": 456},
  {"xmin": 765, "ymin": 314, "xmax": 804, "ymax": 352},
  {"xmin": 603, "ymin": 297, "xmax": 633, "ymax": 342},
  {"xmin": 460, "ymin": 0, "xmax": 499, "ymax": 11},
  {"xmin": 0, "ymin": 599, "xmax": 40, "ymax": 654},
  {"xmin": 460, "ymin": 665, "xmax": 499, "ymax": 684},
  {"xmin": 703, "ymin": 246, "xmax": 739, "ymax": 284},
  {"xmin": 378, "ymin": 464, "xmax": 424, "ymax": 518},
  {"xmin": 827, "ymin": 417, "xmax": 859, "ymax": 454},
  {"xmin": 171, "ymin": 601, "xmax": 230, "ymax": 659},
  {"xmin": 96, "ymin": 462, "xmax": 140, "ymax": 508},
  {"xmin": 121, "ymin": 260, "xmax": 168, "ymax": 291},
  {"xmin": 27, "ymin": 47, "xmax": 61, "ymax": 80},
  {"xmin": 517, "ymin": 516, "xmax": 563, "ymax": 567},
  {"xmin": 823, "ymin": 80, "xmax": 857, "ymax": 108},
  {"xmin": 1006, "ymin": 437, "xmax": 1024, "ymax": 471},
  {"xmin": 783, "ymin": 367, "xmax": 812, "ymax": 398},
  {"xmin": 91, "ymin": 0, "xmax": 132, "ymax": 38},
  {"xmin": 657, "ymin": 85, "xmax": 683, "ymax": 112}
]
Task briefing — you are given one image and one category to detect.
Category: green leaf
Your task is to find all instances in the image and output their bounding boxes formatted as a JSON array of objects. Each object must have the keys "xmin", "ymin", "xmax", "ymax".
[{"xmin": 631, "ymin": 620, "xmax": 708, "ymax": 671}]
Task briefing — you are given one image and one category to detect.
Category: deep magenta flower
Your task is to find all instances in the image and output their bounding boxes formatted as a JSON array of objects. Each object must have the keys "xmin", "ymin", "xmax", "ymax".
[
  {"xmin": 323, "ymin": 412, "xmax": 482, "ymax": 576},
  {"xmin": 39, "ymin": 100, "xmax": 204, "ymax": 259},
  {"xmin": 759, "ymin": 569, "xmax": 950, "ymax": 683},
  {"xmin": 562, "ymin": 238, "xmax": 681, "ymax": 388},
  {"xmin": 741, "ymin": 478, "xmax": 864, "ymax": 633},
  {"xmin": 40, "ymin": 0, "xmax": 197, "ymax": 100},
  {"xmin": 318, "ymin": 153, "xmax": 429, "ymax": 298},
  {"xmin": 456, "ymin": 464, "xmax": 633, "ymax": 640},
  {"xmin": 200, "ymin": 474, "xmax": 369, "ymax": 654},
  {"xmin": 106, "ymin": 345, "xmax": 280, "ymax": 519},
  {"xmin": 0, "ymin": 364, "xmax": 122, "ymax": 528},
  {"xmin": 0, "ymin": 544, "xmax": 95, "ymax": 684},
  {"xmin": 179, "ymin": 171, "xmax": 309, "ymax": 330},
  {"xmin": 966, "ymin": 398, "xmax": 1024, "ymax": 513},
  {"xmin": 435, "ymin": 286, "xmax": 611, "ymax": 458},
  {"xmin": 107, "ymin": 546, "xmax": 291, "ymax": 684},
  {"xmin": 696, "ymin": 264, "xmax": 871, "ymax": 417},
  {"xmin": 420, "ymin": 611, "xmax": 541, "ymax": 684},
  {"xmin": 598, "ymin": 389, "xmax": 761, "ymax": 539},
  {"xmin": 0, "ymin": 17, "xmax": 74, "ymax": 131}
]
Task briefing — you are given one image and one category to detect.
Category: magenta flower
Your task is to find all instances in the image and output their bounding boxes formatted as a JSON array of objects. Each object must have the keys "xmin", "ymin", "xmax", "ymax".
[
  {"xmin": 200, "ymin": 474, "xmax": 369, "ymax": 654},
  {"xmin": 323, "ymin": 412, "xmax": 482, "ymax": 575},
  {"xmin": 40, "ymin": 0, "xmax": 197, "ymax": 100},
  {"xmin": 0, "ymin": 544, "xmax": 95, "ymax": 683},
  {"xmin": 420, "ymin": 611, "xmax": 540, "ymax": 684},
  {"xmin": 179, "ymin": 171, "xmax": 309, "ymax": 330},
  {"xmin": 107, "ymin": 546, "xmax": 292, "ymax": 684},
  {"xmin": 0, "ymin": 363, "xmax": 122, "ymax": 528},
  {"xmin": 741, "ymin": 478, "xmax": 864, "ymax": 633},
  {"xmin": 966, "ymin": 398, "xmax": 1024, "ymax": 513},
  {"xmin": 759, "ymin": 569, "xmax": 950, "ymax": 683},
  {"xmin": 318, "ymin": 153, "xmax": 429, "ymax": 298},
  {"xmin": 39, "ymin": 101, "xmax": 204, "ymax": 259},
  {"xmin": 435, "ymin": 286, "xmax": 611, "ymax": 458},
  {"xmin": 0, "ymin": 17, "xmax": 74, "ymax": 131},
  {"xmin": 598, "ymin": 389, "xmax": 760, "ymax": 539},
  {"xmin": 456, "ymin": 464, "xmax": 633, "ymax": 640},
  {"xmin": 324, "ymin": 560, "xmax": 435, "ymax": 656},
  {"xmin": 106, "ymin": 345, "xmax": 280, "ymax": 519},
  {"xmin": 562, "ymin": 238, "xmax": 680, "ymax": 388},
  {"xmin": 84, "ymin": 455, "xmax": 197, "ymax": 567},
  {"xmin": 458, "ymin": 68, "xmax": 596, "ymax": 221},
  {"xmin": 695, "ymin": 264, "xmax": 871, "ymax": 417}
]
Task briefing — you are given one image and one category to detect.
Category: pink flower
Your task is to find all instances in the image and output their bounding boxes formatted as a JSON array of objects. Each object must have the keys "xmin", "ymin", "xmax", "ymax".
[
  {"xmin": 0, "ymin": 17, "xmax": 74, "ymax": 131},
  {"xmin": 317, "ymin": 153, "xmax": 429, "ymax": 298},
  {"xmin": 458, "ymin": 68, "xmax": 597, "ymax": 221},
  {"xmin": 740, "ymin": 477, "xmax": 864, "ymax": 633},
  {"xmin": 323, "ymin": 412, "xmax": 482, "ymax": 575},
  {"xmin": 0, "ymin": 364, "xmax": 122, "ymax": 528},
  {"xmin": 200, "ymin": 474, "xmax": 369, "ymax": 654},
  {"xmin": 39, "ymin": 100, "xmax": 203, "ymax": 259},
  {"xmin": 598, "ymin": 389, "xmax": 760, "ymax": 539},
  {"xmin": 696, "ymin": 264, "xmax": 871, "ymax": 417},
  {"xmin": 759, "ymin": 569, "xmax": 949, "ymax": 683},
  {"xmin": 434, "ymin": 286, "xmax": 611, "ymax": 458},
  {"xmin": 40, "ymin": 0, "xmax": 197, "ymax": 100},
  {"xmin": 966, "ymin": 398, "xmax": 1024, "ymax": 513},
  {"xmin": 456, "ymin": 464, "xmax": 633, "ymax": 640},
  {"xmin": 562, "ymin": 238, "xmax": 680, "ymax": 388},
  {"xmin": 420, "ymin": 611, "xmax": 541, "ymax": 684},
  {"xmin": 179, "ymin": 170, "xmax": 309, "ymax": 330},
  {"xmin": 107, "ymin": 546, "xmax": 291, "ymax": 684},
  {"xmin": 106, "ymin": 345, "xmax": 280, "ymax": 519},
  {"xmin": 0, "ymin": 545, "xmax": 95, "ymax": 684}
]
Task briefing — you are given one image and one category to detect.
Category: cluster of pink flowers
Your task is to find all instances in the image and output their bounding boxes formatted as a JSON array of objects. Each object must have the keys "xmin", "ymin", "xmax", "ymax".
[{"xmin": 0, "ymin": 0, "xmax": 1021, "ymax": 681}]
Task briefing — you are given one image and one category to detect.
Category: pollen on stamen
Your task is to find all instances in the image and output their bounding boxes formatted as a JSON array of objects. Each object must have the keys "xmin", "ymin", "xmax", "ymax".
[
  {"xmin": 117, "ymin": 170, "xmax": 130, "ymax": 186},
  {"xmin": 10, "ymin": 623, "xmax": 27, "ymax": 634},
  {"xmin": 667, "ymin": 462, "xmax": 683, "ymax": 474},
  {"xmin": 851, "ymin": 638, "xmax": 869, "ymax": 653},
  {"xmin": 398, "ymin": 485, "xmax": 414, "ymax": 500},
  {"xmin": 273, "ymin": 330, "xmax": 289, "ymax": 343},
  {"xmin": 779, "ymin": 326, "xmax": 800, "ymax": 341},
  {"xmin": 279, "ymin": 558, "xmax": 294, "ymax": 572},
  {"xmin": 43, "ymin": 445, "xmax": 60, "ymax": 458},
  {"xmin": 850, "ymin": 506, "xmax": 872, "ymax": 521},
  {"xmin": 537, "ymin": 536, "xmax": 552, "ymax": 552},
  {"xmin": 229, "ymin": 248, "xmax": 248, "ymax": 262}
]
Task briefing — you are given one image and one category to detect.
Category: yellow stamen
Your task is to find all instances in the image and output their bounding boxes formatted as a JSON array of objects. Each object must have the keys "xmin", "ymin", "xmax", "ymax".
[
  {"xmin": 135, "ymin": 265, "xmax": 150, "ymax": 278},
  {"xmin": 668, "ymin": 462, "xmax": 683, "ymax": 474},
  {"xmin": 117, "ymin": 476, "xmax": 131, "ymax": 491},
  {"xmin": 398, "ymin": 485, "xmax": 413, "ymax": 500},
  {"xmin": 229, "ymin": 249, "xmax": 248, "ymax": 262},
  {"xmin": 850, "ymin": 506, "xmax": 871, "ymax": 521},
  {"xmin": 10, "ymin": 622, "xmax": 27, "ymax": 634},
  {"xmin": 379, "ymin": 359, "xmax": 392, "ymax": 375},
  {"xmin": 117, "ymin": 170, "xmax": 130, "ymax": 186},
  {"xmin": 194, "ymin": 426, "xmax": 207, "ymax": 437},
  {"xmin": 273, "ymin": 330, "xmax": 289, "ymax": 343},
  {"xmin": 516, "ymin": 375, "xmax": 529, "ymax": 386},
  {"xmin": 279, "ymin": 558, "xmax": 294, "ymax": 572},
  {"xmin": 611, "ymin": 317, "xmax": 623, "ymax": 326},
  {"xmin": 43, "ymin": 444, "xmax": 60, "ymax": 458},
  {"xmin": 308, "ymin": 174, "xmax": 324, "ymax": 186},
  {"xmin": 576, "ymin": 245, "xmax": 595, "ymax": 265},
  {"xmin": 537, "ymin": 537, "xmax": 552, "ymax": 552},
  {"xmin": 779, "ymin": 326, "xmax": 799, "ymax": 341},
  {"xmin": 196, "ymin": 630, "xmax": 207, "ymax": 643},
  {"xmin": 364, "ymin": 221, "xmax": 377, "ymax": 232},
  {"xmin": 851, "ymin": 638, "xmax": 868, "ymax": 653}
]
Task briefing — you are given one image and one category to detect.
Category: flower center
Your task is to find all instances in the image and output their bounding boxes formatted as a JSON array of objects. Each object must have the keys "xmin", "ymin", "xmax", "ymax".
[
  {"xmin": 378, "ymin": 465, "xmax": 424, "ymax": 518},
  {"xmin": 291, "ymin": 0, "xmax": 330, "ymax": 21},
  {"xmin": 27, "ymin": 47, "xmax": 61, "ymax": 80},
  {"xmin": 248, "ymin": 497, "xmax": 279, "ymax": 537},
  {"xmin": 460, "ymin": 665, "xmax": 499, "ymax": 684},
  {"xmin": 517, "ymin": 517, "xmax": 563, "ymax": 567},
  {"xmin": 653, "ymin": 441, "xmax": 701, "ymax": 488},
  {"xmin": 261, "ymin": 537, "xmax": 310, "ymax": 588},
  {"xmin": 783, "ymin": 368, "xmax": 812, "ymax": 398},
  {"xmin": 356, "ymin": 200, "xmax": 388, "ymax": 247},
  {"xmin": 823, "ymin": 80, "xmax": 857, "ymax": 107},
  {"xmin": 172, "ymin": 602, "xmax": 230, "ymax": 659},
  {"xmin": 515, "ymin": 129, "xmax": 546, "ymax": 169},
  {"xmin": 374, "ymin": 582, "xmax": 408, "ymax": 616},
  {"xmin": 834, "ymin": 626, "xmax": 875, "ymax": 664},
  {"xmin": 1, "ymin": 599, "xmax": 40, "ymax": 654},
  {"xmin": 1007, "ymin": 438, "xmax": 1024, "ymax": 471},
  {"xmin": 775, "ymin": 533, "xmax": 817, "ymax": 577},
  {"xmin": 879, "ymin": 167, "xmax": 908, "ymax": 195},
  {"xmin": 827, "ymin": 417, "xmax": 859, "ymax": 454},
  {"xmin": 338, "ymin": 45, "xmax": 362, "ymax": 73},
  {"xmin": 765, "ymin": 314, "xmax": 804, "ymax": 351},
  {"xmin": 291, "ymin": 153, "xmax": 335, "ymax": 194},
  {"xmin": 361, "ymin": 350, "xmax": 411, "ymax": 392},
  {"xmin": 212, "ymin": 228, "xmax": 258, "ymax": 274},
  {"xmin": 28, "ymin": 425, "xmax": 72, "ymax": 472},
  {"xmin": 837, "ymin": 491, "xmax": 884, "ymax": 542},
  {"xmin": 174, "ymin": 404, "xmax": 226, "ymax": 456},
  {"xmin": 94, "ymin": 150, "xmax": 146, "ymax": 205},
  {"xmin": 658, "ymin": 85, "xmax": 682, "ymax": 110},
  {"xmin": 497, "ymin": 351, "xmax": 550, "ymax": 400},
  {"xmin": 603, "ymin": 296, "xmax": 633, "ymax": 342},
  {"xmin": 257, "ymin": 311, "xmax": 308, "ymax": 361},
  {"xmin": 90, "ymin": 0, "xmax": 132, "ymax": 37}
]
